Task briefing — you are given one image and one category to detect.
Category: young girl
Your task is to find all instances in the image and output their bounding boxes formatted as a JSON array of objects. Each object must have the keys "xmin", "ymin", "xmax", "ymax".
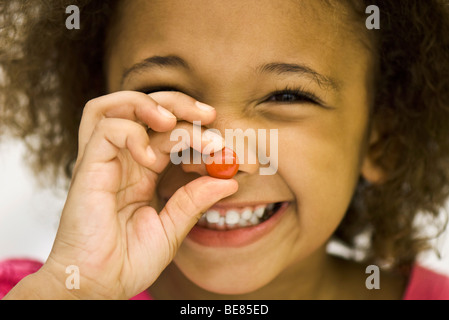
[{"xmin": 1, "ymin": 0, "xmax": 449, "ymax": 300}]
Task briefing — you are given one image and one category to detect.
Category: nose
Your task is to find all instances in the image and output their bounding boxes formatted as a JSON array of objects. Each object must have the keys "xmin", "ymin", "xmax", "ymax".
[{"xmin": 180, "ymin": 145, "xmax": 260, "ymax": 177}]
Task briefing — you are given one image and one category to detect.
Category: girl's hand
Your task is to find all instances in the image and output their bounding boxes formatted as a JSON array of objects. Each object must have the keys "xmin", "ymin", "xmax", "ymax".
[{"xmin": 37, "ymin": 91, "xmax": 238, "ymax": 299}]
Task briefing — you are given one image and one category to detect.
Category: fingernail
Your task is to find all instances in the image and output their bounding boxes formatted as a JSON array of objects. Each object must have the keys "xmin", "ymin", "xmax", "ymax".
[
  {"xmin": 157, "ymin": 105, "xmax": 176, "ymax": 119},
  {"xmin": 195, "ymin": 101, "xmax": 215, "ymax": 112}
]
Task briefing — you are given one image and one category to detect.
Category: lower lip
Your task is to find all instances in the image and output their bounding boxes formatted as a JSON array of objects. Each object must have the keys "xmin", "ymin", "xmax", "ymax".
[{"xmin": 186, "ymin": 202, "xmax": 291, "ymax": 248}]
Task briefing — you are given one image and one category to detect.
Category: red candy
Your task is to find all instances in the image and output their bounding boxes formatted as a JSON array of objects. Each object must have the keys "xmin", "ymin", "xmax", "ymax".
[{"xmin": 205, "ymin": 147, "xmax": 239, "ymax": 179}]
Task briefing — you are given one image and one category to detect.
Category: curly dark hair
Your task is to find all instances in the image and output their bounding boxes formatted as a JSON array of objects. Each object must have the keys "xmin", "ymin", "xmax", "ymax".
[{"xmin": 1, "ymin": 0, "xmax": 449, "ymax": 274}]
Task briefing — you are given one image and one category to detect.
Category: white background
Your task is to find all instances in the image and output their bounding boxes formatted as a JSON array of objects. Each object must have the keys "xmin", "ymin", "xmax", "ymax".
[{"xmin": 0, "ymin": 138, "xmax": 448, "ymax": 276}]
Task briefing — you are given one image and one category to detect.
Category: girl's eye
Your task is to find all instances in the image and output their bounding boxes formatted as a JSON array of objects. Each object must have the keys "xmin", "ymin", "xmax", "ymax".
[{"xmin": 266, "ymin": 90, "xmax": 320, "ymax": 105}]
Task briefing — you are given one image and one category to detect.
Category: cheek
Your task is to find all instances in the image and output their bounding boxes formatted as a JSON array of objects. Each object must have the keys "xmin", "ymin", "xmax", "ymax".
[{"xmin": 277, "ymin": 121, "xmax": 365, "ymax": 237}]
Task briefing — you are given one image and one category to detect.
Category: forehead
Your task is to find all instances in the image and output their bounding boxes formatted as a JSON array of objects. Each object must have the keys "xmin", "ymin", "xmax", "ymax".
[{"xmin": 106, "ymin": 0, "xmax": 371, "ymax": 90}]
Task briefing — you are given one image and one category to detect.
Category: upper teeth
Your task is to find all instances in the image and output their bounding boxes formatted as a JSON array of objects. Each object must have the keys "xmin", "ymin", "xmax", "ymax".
[
  {"xmin": 225, "ymin": 210, "xmax": 240, "ymax": 225},
  {"xmin": 198, "ymin": 203, "xmax": 275, "ymax": 230},
  {"xmin": 205, "ymin": 210, "xmax": 220, "ymax": 224}
]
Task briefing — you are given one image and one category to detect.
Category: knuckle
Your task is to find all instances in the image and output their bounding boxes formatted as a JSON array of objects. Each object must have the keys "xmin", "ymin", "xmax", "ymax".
[
  {"xmin": 150, "ymin": 90, "xmax": 195, "ymax": 105},
  {"xmin": 169, "ymin": 90, "xmax": 186, "ymax": 100},
  {"xmin": 171, "ymin": 185, "xmax": 201, "ymax": 218},
  {"xmin": 137, "ymin": 122, "xmax": 149, "ymax": 136},
  {"xmin": 180, "ymin": 184, "xmax": 201, "ymax": 212},
  {"xmin": 161, "ymin": 206, "xmax": 182, "ymax": 251},
  {"xmin": 94, "ymin": 117, "xmax": 109, "ymax": 133},
  {"xmin": 174, "ymin": 91, "xmax": 196, "ymax": 105},
  {"xmin": 82, "ymin": 98, "xmax": 99, "ymax": 117}
]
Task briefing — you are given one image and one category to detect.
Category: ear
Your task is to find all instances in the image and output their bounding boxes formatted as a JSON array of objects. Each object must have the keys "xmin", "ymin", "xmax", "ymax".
[{"xmin": 361, "ymin": 128, "xmax": 386, "ymax": 184}]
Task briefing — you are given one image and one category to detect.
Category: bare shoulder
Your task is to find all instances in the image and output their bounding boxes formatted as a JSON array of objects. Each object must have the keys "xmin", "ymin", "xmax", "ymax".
[{"xmin": 330, "ymin": 256, "xmax": 408, "ymax": 300}]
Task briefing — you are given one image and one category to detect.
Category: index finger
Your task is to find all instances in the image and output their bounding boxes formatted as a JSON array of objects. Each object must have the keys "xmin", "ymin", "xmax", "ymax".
[
  {"xmin": 77, "ymin": 91, "xmax": 216, "ymax": 167},
  {"xmin": 148, "ymin": 91, "xmax": 216, "ymax": 125}
]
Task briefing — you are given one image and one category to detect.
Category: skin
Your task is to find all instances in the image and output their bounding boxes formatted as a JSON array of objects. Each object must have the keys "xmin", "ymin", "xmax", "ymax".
[
  {"xmin": 5, "ymin": 0, "xmax": 406, "ymax": 300},
  {"xmin": 107, "ymin": 0, "xmax": 404, "ymax": 298}
]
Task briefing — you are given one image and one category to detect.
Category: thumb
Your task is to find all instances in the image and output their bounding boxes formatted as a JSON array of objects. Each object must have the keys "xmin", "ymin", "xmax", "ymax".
[{"xmin": 159, "ymin": 176, "xmax": 238, "ymax": 250}]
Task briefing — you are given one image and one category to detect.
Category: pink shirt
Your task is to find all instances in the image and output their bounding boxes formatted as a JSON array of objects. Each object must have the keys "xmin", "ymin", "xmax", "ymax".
[
  {"xmin": 0, "ymin": 259, "xmax": 152, "ymax": 300},
  {"xmin": 1, "ymin": 259, "xmax": 448, "ymax": 300}
]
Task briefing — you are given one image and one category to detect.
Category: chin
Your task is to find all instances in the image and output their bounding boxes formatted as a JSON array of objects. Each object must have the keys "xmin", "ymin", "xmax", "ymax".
[
  {"xmin": 171, "ymin": 201, "xmax": 295, "ymax": 296},
  {"xmin": 175, "ymin": 259, "xmax": 275, "ymax": 296}
]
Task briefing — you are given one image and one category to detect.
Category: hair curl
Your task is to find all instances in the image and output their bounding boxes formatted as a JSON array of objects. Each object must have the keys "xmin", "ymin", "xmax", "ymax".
[{"xmin": 1, "ymin": 0, "xmax": 449, "ymax": 274}]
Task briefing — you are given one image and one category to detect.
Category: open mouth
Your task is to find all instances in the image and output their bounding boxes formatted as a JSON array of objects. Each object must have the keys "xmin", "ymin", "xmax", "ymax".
[{"xmin": 196, "ymin": 202, "xmax": 286, "ymax": 231}]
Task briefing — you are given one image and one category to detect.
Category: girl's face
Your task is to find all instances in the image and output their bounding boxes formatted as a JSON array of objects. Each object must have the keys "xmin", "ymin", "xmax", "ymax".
[{"xmin": 107, "ymin": 0, "xmax": 378, "ymax": 295}]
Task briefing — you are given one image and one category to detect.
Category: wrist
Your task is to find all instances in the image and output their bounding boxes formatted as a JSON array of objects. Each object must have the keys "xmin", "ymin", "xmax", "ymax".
[
  {"xmin": 3, "ymin": 261, "xmax": 116, "ymax": 300},
  {"xmin": 3, "ymin": 267, "xmax": 80, "ymax": 300}
]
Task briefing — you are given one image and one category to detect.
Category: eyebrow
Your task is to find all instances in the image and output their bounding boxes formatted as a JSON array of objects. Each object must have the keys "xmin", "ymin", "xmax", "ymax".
[
  {"xmin": 121, "ymin": 55, "xmax": 340, "ymax": 91},
  {"xmin": 256, "ymin": 62, "xmax": 340, "ymax": 91},
  {"xmin": 121, "ymin": 55, "xmax": 189, "ymax": 86}
]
